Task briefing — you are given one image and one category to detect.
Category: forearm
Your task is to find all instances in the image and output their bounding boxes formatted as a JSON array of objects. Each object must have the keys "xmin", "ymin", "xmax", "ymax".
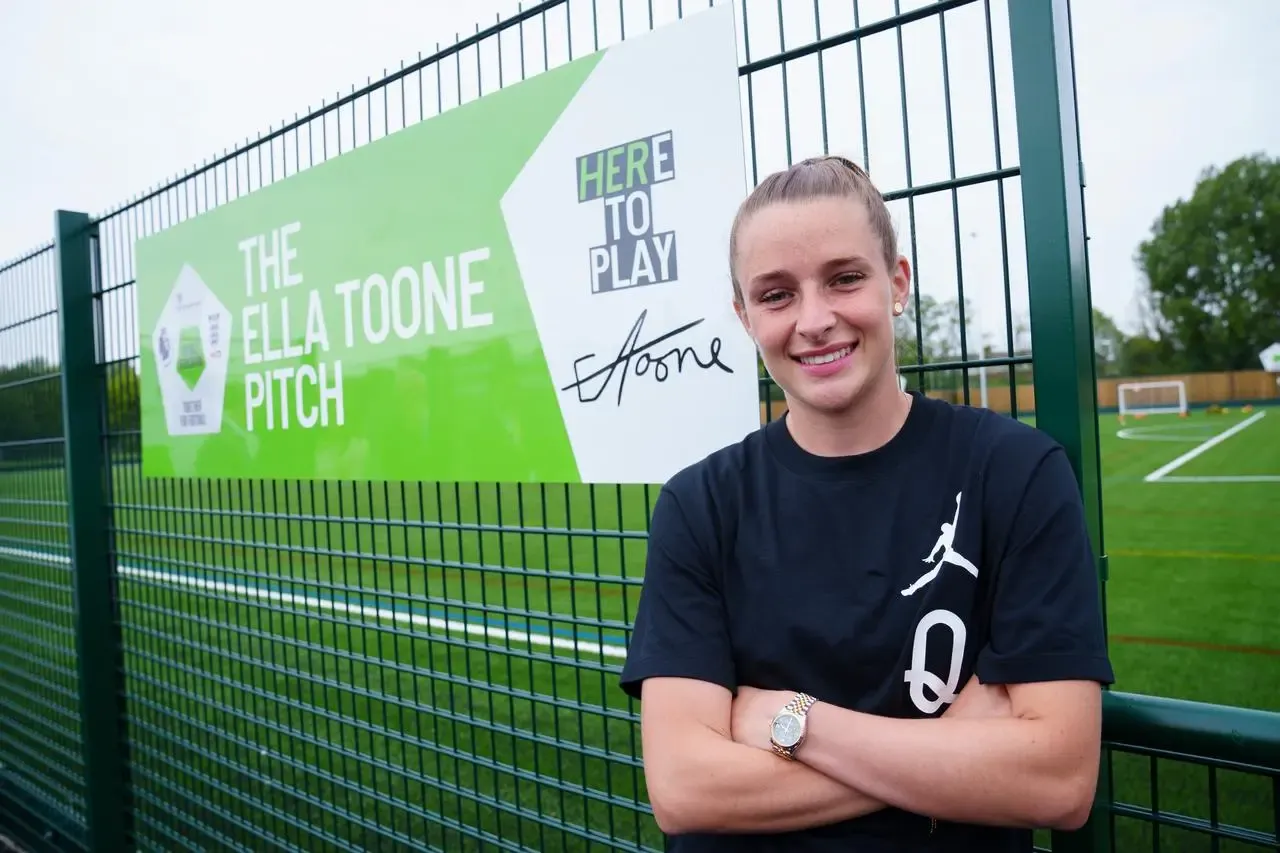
[
  {"xmin": 797, "ymin": 703, "xmax": 1094, "ymax": 829},
  {"xmin": 648, "ymin": 725, "xmax": 885, "ymax": 834}
]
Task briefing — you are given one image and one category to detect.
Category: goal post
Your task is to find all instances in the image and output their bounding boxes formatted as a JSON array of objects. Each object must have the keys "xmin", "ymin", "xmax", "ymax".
[{"xmin": 1117, "ymin": 380, "xmax": 1188, "ymax": 418}]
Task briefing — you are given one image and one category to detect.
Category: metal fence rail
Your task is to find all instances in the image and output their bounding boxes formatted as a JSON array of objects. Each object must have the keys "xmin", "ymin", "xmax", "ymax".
[
  {"xmin": 1, "ymin": 1, "xmax": 1278, "ymax": 852},
  {"xmin": 1103, "ymin": 692, "xmax": 1280, "ymax": 852}
]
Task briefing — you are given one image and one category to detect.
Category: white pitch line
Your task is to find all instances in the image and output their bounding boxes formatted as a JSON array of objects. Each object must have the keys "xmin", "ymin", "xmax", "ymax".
[
  {"xmin": 1116, "ymin": 423, "xmax": 1217, "ymax": 442},
  {"xmin": 1151, "ymin": 475, "xmax": 1280, "ymax": 484},
  {"xmin": 1143, "ymin": 411, "xmax": 1268, "ymax": 483},
  {"xmin": 0, "ymin": 545, "xmax": 628, "ymax": 660}
]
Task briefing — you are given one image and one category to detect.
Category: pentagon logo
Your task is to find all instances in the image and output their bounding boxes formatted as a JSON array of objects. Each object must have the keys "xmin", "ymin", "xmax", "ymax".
[
  {"xmin": 152, "ymin": 264, "xmax": 231, "ymax": 436},
  {"xmin": 1260, "ymin": 342, "xmax": 1280, "ymax": 373}
]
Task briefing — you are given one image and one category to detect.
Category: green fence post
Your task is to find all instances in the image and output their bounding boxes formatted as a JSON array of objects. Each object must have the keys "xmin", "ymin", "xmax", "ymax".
[
  {"xmin": 54, "ymin": 209, "xmax": 133, "ymax": 852},
  {"xmin": 1006, "ymin": 3, "xmax": 1113, "ymax": 853}
]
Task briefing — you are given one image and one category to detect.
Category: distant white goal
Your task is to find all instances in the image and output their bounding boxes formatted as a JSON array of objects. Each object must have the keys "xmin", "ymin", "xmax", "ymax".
[{"xmin": 1117, "ymin": 380, "xmax": 1188, "ymax": 418}]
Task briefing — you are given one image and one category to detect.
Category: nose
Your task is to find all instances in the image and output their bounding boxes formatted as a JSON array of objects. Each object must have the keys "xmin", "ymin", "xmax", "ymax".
[{"xmin": 794, "ymin": 289, "xmax": 836, "ymax": 340}]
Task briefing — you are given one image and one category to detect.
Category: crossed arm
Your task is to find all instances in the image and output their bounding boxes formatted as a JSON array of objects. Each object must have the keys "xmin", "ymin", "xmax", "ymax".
[
  {"xmin": 640, "ymin": 674, "xmax": 1102, "ymax": 836},
  {"xmin": 638, "ymin": 677, "xmax": 883, "ymax": 835}
]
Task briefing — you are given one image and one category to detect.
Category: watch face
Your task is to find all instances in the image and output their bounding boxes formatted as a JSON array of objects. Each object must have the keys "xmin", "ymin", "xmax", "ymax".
[{"xmin": 771, "ymin": 712, "xmax": 803, "ymax": 748}]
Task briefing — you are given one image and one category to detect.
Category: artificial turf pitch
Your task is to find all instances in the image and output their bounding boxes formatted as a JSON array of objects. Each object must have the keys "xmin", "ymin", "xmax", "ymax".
[{"xmin": 0, "ymin": 403, "xmax": 1275, "ymax": 850}]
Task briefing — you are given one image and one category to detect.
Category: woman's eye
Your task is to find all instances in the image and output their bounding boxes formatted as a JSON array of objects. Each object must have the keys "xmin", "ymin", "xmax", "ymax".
[{"xmin": 834, "ymin": 272, "xmax": 863, "ymax": 286}]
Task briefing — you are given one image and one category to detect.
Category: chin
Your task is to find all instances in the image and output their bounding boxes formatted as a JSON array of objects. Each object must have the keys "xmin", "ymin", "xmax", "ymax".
[
  {"xmin": 777, "ymin": 371, "xmax": 872, "ymax": 415},
  {"xmin": 793, "ymin": 386, "xmax": 868, "ymax": 415}
]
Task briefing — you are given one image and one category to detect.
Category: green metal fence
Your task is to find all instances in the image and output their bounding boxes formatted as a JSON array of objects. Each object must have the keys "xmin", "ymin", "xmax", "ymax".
[{"xmin": 1, "ymin": 1, "xmax": 1277, "ymax": 852}]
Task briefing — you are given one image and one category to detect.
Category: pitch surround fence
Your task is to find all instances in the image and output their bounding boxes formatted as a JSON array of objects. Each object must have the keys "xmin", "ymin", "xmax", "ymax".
[{"xmin": 1, "ymin": 1, "xmax": 1277, "ymax": 852}]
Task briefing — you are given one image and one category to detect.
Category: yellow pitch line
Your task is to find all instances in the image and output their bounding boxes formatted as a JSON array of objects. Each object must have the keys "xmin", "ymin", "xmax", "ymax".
[{"xmin": 1110, "ymin": 547, "xmax": 1280, "ymax": 564}]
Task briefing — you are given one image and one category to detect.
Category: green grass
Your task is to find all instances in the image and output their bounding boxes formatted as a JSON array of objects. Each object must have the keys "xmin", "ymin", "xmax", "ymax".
[
  {"xmin": 1087, "ymin": 405, "xmax": 1280, "ymax": 852},
  {"xmin": 1, "ymin": 404, "xmax": 1277, "ymax": 851},
  {"xmin": 1098, "ymin": 406, "xmax": 1280, "ymax": 711}
]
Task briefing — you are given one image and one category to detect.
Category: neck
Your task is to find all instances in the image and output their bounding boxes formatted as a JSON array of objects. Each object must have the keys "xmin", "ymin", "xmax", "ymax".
[{"xmin": 784, "ymin": 373, "xmax": 913, "ymax": 458}]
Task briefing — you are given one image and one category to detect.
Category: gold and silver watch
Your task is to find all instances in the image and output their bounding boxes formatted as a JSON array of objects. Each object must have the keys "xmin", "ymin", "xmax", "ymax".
[{"xmin": 768, "ymin": 692, "xmax": 817, "ymax": 760}]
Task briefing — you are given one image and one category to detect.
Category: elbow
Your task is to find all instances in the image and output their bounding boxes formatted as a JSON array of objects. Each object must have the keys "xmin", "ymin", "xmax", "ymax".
[
  {"xmin": 647, "ymin": 771, "xmax": 718, "ymax": 836},
  {"xmin": 651, "ymin": 798, "xmax": 689, "ymax": 836},
  {"xmin": 1045, "ymin": 797, "xmax": 1094, "ymax": 833},
  {"xmin": 1037, "ymin": 768, "xmax": 1099, "ymax": 831},
  {"xmin": 1054, "ymin": 780, "xmax": 1098, "ymax": 832},
  {"xmin": 649, "ymin": 786, "xmax": 700, "ymax": 836},
  {"xmin": 648, "ymin": 781, "xmax": 684, "ymax": 835}
]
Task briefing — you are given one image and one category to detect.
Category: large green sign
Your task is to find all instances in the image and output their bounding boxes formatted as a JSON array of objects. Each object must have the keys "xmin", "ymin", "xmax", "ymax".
[{"xmin": 137, "ymin": 6, "xmax": 760, "ymax": 484}]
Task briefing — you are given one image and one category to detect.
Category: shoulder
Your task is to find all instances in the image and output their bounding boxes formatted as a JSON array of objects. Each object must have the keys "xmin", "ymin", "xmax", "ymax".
[
  {"xmin": 923, "ymin": 394, "xmax": 1058, "ymax": 451},
  {"xmin": 659, "ymin": 421, "xmax": 769, "ymax": 508},
  {"xmin": 650, "ymin": 421, "xmax": 776, "ymax": 556},
  {"xmin": 924, "ymin": 400, "xmax": 1096, "ymax": 568},
  {"xmin": 923, "ymin": 395, "xmax": 1065, "ymax": 483},
  {"xmin": 660, "ymin": 422, "xmax": 757, "ymax": 525},
  {"xmin": 916, "ymin": 396, "xmax": 1081, "ymax": 541}
]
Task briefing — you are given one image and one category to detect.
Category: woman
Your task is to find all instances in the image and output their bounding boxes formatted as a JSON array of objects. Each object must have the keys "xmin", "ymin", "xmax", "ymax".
[{"xmin": 618, "ymin": 155, "xmax": 1114, "ymax": 852}]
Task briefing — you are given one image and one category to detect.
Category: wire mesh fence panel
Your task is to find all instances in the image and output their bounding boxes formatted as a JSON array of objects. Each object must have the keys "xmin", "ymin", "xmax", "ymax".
[
  {"xmin": 25, "ymin": 0, "xmax": 1054, "ymax": 850},
  {"xmin": 0, "ymin": 245, "xmax": 88, "ymax": 850},
  {"xmin": 94, "ymin": 0, "xmax": 1039, "ymax": 850}
]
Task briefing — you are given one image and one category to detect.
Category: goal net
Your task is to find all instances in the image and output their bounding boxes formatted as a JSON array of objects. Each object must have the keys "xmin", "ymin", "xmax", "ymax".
[{"xmin": 1117, "ymin": 380, "xmax": 1188, "ymax": 418}]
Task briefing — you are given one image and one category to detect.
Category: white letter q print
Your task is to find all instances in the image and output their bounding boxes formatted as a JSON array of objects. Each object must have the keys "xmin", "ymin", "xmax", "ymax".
[{"xmin": 904, "ymin": 608, "xmax": 966, "ymax": 715}]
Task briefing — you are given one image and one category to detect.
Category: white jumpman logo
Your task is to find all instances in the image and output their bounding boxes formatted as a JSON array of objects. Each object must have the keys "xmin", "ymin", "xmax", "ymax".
[{"xmin": 901, "ymin": 491, "xmax": 978, "ymax": 596}]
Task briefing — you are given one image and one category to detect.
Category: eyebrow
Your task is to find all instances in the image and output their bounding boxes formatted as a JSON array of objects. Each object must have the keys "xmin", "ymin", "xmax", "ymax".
[{"xmin": 819, "ymin": 255, "xmax": 871, "ymax": 270}]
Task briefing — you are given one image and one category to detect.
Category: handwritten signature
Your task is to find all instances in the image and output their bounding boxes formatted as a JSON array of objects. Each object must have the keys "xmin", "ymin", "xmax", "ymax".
[{"xmin": 560, "ymin": 309, "xmax": 734, "ymax": 405}]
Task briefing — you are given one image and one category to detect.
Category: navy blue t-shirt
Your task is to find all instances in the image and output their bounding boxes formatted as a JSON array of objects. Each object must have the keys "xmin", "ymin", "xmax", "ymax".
[{"xmin": 618, "ymin": 392, "xmax": 1114, "ymax": 852}]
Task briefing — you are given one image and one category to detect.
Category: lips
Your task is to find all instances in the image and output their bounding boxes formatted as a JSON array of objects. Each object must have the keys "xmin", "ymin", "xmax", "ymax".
[
  {"xmin": 791, "ymin": 342, "xmax": 858, "ymax": 377},
  {"xmin": 792, "ymin": 342, "xmax": 857, "ymax": 365},
  {"xmin": 796, "ymin": 345, "xmax": 853, "ymax": 366}
]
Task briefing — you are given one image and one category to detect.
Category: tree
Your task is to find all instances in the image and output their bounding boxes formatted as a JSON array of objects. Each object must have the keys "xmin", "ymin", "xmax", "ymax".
[
  {"xmin": 894, "ymin": 294, "xmax": 1016, "ymax": 394},
  {"xmin": 1090, "ymin": 308, "xmax": 1126, "ymax": 377},
  {"xmin": 0, "ymin": 359, "xmax": 63, "ymax": 464},
  {"xmin": 106, "ymin": 362, "xmax": 141, "ymax": 434},
  {"xmin": 895, "ymin": 293, "xmax": 978, "ymax": 368},
  {"xmin": 1135, "ymin": 152, "xmax": 1280, "ymax": 371},
  {"xmin": 1118, "ymin": 333, "xmax": 1177, "ymax": 377},
  {"xmin": 0, "ymin": 358, "xmax": 142, "ymax": 466}
]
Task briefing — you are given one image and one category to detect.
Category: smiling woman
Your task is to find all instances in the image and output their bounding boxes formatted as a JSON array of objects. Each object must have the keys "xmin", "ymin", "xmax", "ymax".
[{"xmin": 618, "ymin": 156, "xmax": 1115, "ymax": 853}]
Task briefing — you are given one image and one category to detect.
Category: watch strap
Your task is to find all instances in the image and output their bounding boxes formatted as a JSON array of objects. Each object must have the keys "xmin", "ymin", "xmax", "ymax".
[{"xmin": 784, "ymin": 692, "xmax": 818, "ymax": 716}]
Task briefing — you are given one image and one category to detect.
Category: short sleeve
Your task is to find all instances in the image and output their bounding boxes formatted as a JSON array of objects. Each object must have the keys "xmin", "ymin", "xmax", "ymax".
[
  {"xmin": 617, "ymin": 480, "xmax": 736, "ymax": 700},
  {"xmin": 975, "ymin": 445, "xmax": 1115, "ymax": 686}
]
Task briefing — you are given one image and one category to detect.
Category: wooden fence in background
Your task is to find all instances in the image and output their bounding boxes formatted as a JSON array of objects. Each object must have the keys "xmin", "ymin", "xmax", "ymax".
[{"xmin": 761, "ymin": 369, "xmax": 1279, "ymax": 421}]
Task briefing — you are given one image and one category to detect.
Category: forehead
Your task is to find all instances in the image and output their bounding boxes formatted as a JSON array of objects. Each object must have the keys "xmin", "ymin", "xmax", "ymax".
[{"xmin": 736, "ymin": 197, "xmax": 877, "ymax": 274}]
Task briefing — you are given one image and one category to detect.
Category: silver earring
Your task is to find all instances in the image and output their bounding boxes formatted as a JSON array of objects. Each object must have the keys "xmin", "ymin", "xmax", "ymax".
[{"xmin": 893, "ymin": 302, "xmax": 903, "ymax": 315}]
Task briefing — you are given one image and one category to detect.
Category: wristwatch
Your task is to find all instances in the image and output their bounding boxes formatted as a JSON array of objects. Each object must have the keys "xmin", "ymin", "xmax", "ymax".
[{"xmin": 769, "ymin": 692, "xmax": 818, "ymax": 760}]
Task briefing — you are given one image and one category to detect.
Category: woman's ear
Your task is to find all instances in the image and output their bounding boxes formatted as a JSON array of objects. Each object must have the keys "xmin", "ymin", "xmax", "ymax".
[
  {"xmin": 733, "ymin": 298, "xmax": 752, "ymax": 338},
  {"xmin": 891, "ymin": 255, "xmax": 913, "ymax": 310}
]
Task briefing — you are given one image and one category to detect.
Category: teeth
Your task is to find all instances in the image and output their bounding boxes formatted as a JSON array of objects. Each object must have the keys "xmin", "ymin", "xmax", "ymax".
[{"xmin": 799, "ymin": 346, "xmax": 852, "ymax": 365}]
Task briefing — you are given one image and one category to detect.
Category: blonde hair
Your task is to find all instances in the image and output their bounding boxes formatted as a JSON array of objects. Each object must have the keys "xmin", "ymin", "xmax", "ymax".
[{"xmin": 728, "ymin": 155, "xmax": 899, "ymax": 304}]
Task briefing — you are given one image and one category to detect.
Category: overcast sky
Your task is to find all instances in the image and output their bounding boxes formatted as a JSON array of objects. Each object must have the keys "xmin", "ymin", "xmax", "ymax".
[{"xmin": 1, "ymin": 0, "xmax": 1276, "ymax": 360}]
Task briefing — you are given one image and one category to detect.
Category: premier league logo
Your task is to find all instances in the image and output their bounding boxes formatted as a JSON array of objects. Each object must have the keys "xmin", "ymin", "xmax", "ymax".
[{"xmin": 157, "ymin": 327, "xmax": 172, "ymax": 365}]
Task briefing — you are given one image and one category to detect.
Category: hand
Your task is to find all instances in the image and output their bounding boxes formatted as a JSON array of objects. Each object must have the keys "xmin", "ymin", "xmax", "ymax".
[
  {"xmin": 943, "ymin": 673, "xmax": 1012, "ymax": 720},
  {"xmin": 730, "ymin": 686, "xmax": 795, "ymax": 752}
]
